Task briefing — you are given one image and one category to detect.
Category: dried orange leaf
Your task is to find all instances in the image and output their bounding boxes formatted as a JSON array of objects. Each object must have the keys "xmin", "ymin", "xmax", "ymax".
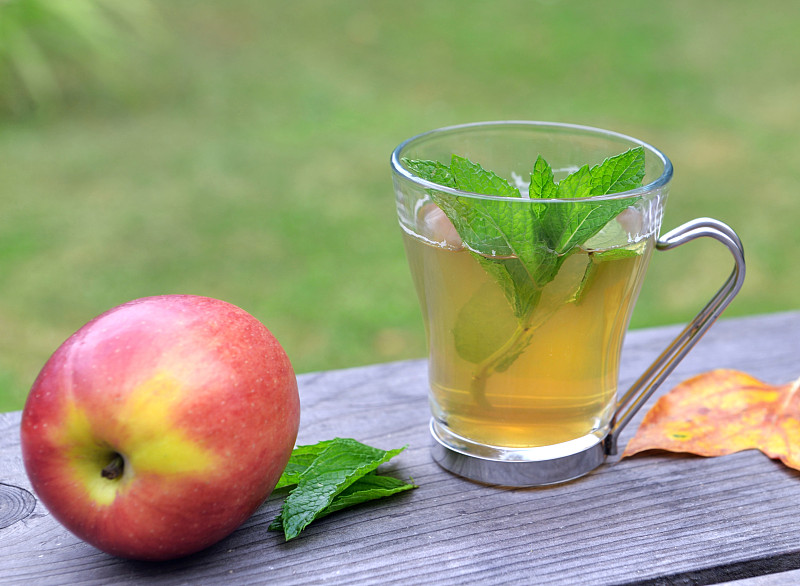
[{"xmin": 622, "ymin": 369, "xmax": 800, "ymax": 470}]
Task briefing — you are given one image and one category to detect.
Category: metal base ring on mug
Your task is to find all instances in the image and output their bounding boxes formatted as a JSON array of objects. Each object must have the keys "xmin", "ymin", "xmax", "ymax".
[{"xmin": 429, "ymin": 419, "xmax": 608, "ymax": 487}]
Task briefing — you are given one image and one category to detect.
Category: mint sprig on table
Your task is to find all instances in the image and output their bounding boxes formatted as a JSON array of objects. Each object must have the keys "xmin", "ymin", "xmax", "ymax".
[
  {"xmin": 403, "ymin": 147, "xmax": 646, "ymax": 399},
  {"xmin": 269, "ymin": 438, "xmax": 416, "ymax": 541}
]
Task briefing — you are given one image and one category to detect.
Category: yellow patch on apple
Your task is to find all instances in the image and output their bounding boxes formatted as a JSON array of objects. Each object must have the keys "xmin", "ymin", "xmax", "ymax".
[{"xmin": 58, "ymin": 373, "xmax": 219, "ymax": 507}]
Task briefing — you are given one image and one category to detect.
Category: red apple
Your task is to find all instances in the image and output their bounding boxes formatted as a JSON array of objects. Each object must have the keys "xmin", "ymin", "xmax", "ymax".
[{"xmin": 20, "ymin": 295, "xmax": 300, "ymax": 561}]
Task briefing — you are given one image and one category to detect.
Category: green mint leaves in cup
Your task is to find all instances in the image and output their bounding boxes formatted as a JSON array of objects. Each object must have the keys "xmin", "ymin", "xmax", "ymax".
[{"xmin": 402, "ymin": 147, "xmax": 646, "ymax": 400}]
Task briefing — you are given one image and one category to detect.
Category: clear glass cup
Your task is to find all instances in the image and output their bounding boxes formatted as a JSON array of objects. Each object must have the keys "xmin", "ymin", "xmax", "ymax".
[{"xmin": 391, "ymin": 121, "xmax": 745, "ymax": 486}]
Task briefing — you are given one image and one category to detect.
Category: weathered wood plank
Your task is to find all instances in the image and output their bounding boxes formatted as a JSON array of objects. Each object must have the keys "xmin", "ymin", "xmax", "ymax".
[{"xmin": 1, "ymin": 312, "xmax": 799, "ymax": 585}]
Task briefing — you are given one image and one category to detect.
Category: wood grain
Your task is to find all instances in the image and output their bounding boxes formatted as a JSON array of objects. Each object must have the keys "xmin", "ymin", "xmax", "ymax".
[{"xmin": 1, "ymin": 312, "xmax": 800, "ymax": 585}]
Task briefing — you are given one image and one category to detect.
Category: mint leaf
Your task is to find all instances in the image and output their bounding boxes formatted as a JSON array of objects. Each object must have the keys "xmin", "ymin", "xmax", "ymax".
[
  {"xmin": 548, "ymin": 197, "xmax": 638, "ymax": 255},
  {"xmin": 453, "ymin": 281, "xmax": 519, "ymax": 364},
  {"xmin": 556, "ymin": 164, "xmax": 592, "ymax": 198},
  {"xmin": 269, "ymin": 474, "xmax": 416, "ymax": 532},
  {"xmin": 403, "ymin": 158, "xmax": 456, "ymax": 188},
  {"xmin": 430, "ymin": 193, "xmax": 514, "ymax": 257},
  {"xmin": 545, "ymin": 149, "xmax": 644, "ymax": 254},
  {"xmin": 442, "ymin": 197, "xmax": 556, "ymax": 332},
  {"xmin": 319, "ymin": 473, "xmax": 415, "ymax": 516},
  {"xmin": 589, "ymin": 146, "xmax": 646, "ymax": 195},
  {"xmin": 591, "ymin": 245, "xmax": 643, "ymax": 261},
  {"xmin": 570, "ymin": 245, "xmax": 644, "ymax": 304},
  {"xmin": 475, "ymin": 256, "xmax": 534, "ymax": 318},
  {"xmin": 401, "ymin": 148, "xmax": 645, "ymax": 389},
  {"xmin": 529, "ymin": 155, "xmax": 558, "ymax": 201},
  {"xmin": 449, "ymin": 154, "xmax": 521, "ymax": 198},
  {"xmin": 408, "ymin": 156, "xmax": 555, "ymax": 317},
  {"xmin": 272, "ymin": 438, "xmax": 412, "ymax": 540},
  {"xmin": 273, "ymin": 439, "xmax": 336, "ymax": 490}
]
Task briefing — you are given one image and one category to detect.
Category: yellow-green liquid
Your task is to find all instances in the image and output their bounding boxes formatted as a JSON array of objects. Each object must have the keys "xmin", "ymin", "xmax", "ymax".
[{"xmin": 403, "ymin": 230, "xmax": 653, "ymax": 448}]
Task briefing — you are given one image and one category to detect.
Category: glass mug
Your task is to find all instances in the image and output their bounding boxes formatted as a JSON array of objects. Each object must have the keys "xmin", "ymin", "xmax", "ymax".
[{"xmin": 391, "ymin": 121, "xmax": 745, "ymax": 486}]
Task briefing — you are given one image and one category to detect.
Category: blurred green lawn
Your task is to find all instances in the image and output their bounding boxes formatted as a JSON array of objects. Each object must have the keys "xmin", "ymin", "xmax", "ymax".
[{"xmin": 1, "ymin": 0, "xmax": 799, "ymax": 411}]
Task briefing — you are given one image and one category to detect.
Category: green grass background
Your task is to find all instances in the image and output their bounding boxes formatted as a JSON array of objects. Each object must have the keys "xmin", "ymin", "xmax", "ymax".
[{"xmin": 1, "ymin": 1, "xmax": 798, "ymax": 411}]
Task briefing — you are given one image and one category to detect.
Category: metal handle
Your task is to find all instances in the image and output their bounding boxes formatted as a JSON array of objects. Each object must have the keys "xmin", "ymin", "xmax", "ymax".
[{"xmin": 605, "ymin": 218, "xmax": 746, "ymax": 455}]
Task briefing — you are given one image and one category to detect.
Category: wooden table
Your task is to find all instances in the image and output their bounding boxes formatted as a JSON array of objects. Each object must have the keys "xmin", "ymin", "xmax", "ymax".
[{"xmin": 2, "ymin": 312, "xmax": 800, "ymax": 585}]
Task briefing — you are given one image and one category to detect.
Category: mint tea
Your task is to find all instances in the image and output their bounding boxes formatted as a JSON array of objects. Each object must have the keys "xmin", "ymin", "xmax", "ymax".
[
  {"xmin": 392, "ymin": 121, "xmax": 743, "ymax": 486},
  {"xmin": 402, "ymin": 218, "xmax": 653, "ymax": 448}
]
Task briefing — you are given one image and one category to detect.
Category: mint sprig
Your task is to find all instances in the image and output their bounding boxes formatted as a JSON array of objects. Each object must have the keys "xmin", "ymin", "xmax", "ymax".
[
  {"xmin": 269, "ymin": 438, "xmax": 416, "ymax": 540},
  {"xmin": 403, "ymin": 147, "xmax": 645, "ymax": 399},
  {"xmin": 533, "ymin": 149, "xmax": 645, "ymax": 256}
]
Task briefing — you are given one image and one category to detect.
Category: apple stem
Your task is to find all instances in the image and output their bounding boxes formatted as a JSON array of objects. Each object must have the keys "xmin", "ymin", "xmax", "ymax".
[{"xmin": 101, "ymin": 453, "xmax": 124, "ymax": 480}]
